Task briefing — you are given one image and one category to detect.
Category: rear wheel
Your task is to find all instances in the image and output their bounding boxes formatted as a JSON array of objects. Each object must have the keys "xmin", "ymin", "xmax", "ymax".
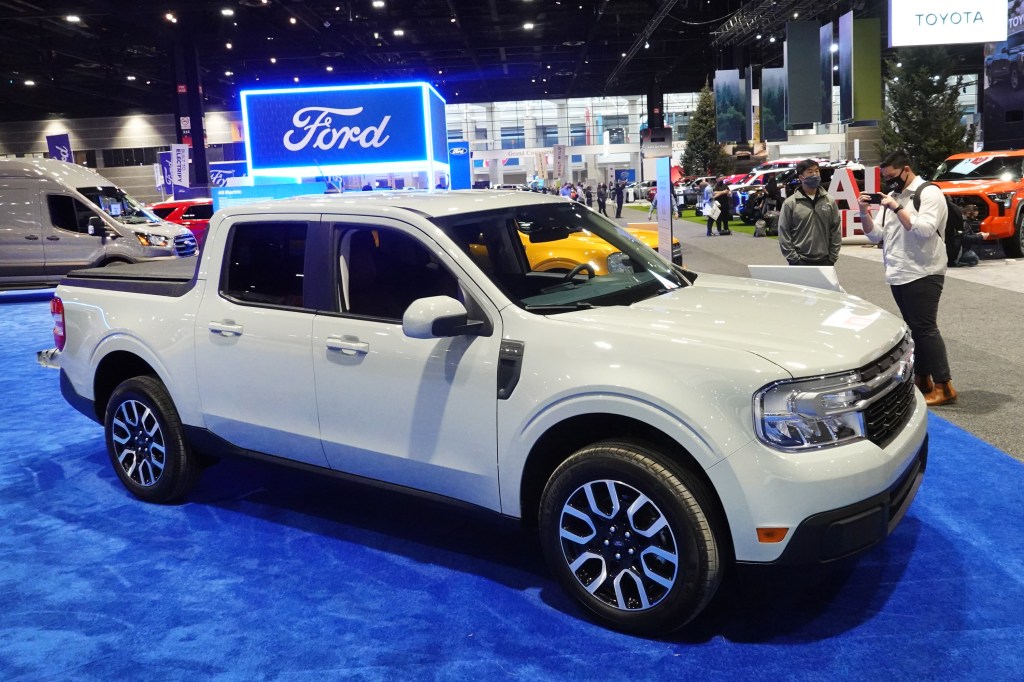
[
  {"xmin": 104, "ymin": 375, "xmax": 199, "ymax": 503},
  {"xmin": 538, "ymin": 441, "xmax": 723, "ymax": 635},
  {"xmin": 1002, "ymin": 213, "xmax": 1024, "ymax": 258}
]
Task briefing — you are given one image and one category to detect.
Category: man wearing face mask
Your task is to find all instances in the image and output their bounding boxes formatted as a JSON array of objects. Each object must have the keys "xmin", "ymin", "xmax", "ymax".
[
  {"xmin": 777, "ymin": 159, "xmax": 841, "ymax": 266},
  {"xmin": 857, "ymin": 150, "xmax": 956, "ymax": 406}
]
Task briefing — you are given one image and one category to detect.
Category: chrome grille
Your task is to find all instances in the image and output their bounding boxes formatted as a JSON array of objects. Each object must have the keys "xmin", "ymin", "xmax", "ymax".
[
  {"xmin": 859, "ymin": 334, "xmax": 916, "ymax": 447},
  {"xmin": 174, "ymin": 233, "xmax": 198, "ymax": 257}
]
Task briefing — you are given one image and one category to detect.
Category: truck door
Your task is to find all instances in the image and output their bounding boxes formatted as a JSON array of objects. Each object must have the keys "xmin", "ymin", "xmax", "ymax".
[
  {"xmin": 0, "ymin": 184, "xmax": 45, "ymax": 282},
  {"xmin": 194, "ymin": 216, "xmax": 329, "ymax": 467},
  {"xmin": 311, "ymin": 217, "xmax": 503, "ymax": 511},
  {"xmin": 43, "ymin": 193, "xmax": 108, "ymax": 275}
]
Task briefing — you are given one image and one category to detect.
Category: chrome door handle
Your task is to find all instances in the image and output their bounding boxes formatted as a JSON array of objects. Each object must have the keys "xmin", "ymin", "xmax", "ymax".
[
  {"xmin": 24, "ymin": 234, "xmax": 39, "ymax": 240},
  {"xmin": 46, "ymin": 236, "xmax": 60, "ymax": 241},
  {"xmin": 208, "ymin": 321, "xmax": 244, "ymax": 336},
  {"xmin": 326, "ymin": 336, "xmax": 369, "ymax": 355}
]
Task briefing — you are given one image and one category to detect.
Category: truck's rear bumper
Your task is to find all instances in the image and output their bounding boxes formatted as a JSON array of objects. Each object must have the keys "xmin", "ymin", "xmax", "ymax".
[
  {"xmin": 58, "ymin": 368, "xmax": 100, "ymax": 424},
  {"xmin": 36, "ymin": 348, "xmax": 60, "ymax": 369}
]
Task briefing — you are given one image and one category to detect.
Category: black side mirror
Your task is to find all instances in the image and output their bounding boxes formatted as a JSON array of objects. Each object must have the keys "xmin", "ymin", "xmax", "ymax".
[{"xmin": 87, "ymin": 216, "xmax": 107, "ymax": 243}]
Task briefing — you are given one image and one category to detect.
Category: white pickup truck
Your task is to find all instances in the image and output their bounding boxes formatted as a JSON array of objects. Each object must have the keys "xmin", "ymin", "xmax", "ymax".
[{"xmin": 42, "ymin": 190, "xmax": 927, "ymax": 635}]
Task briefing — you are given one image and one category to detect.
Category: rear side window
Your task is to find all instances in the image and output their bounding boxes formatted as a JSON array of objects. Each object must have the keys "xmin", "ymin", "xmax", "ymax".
[
  {"xmin": 182, "ymin": 203, "xmax": 213, "ymax": 220},
  {"xmin": 222, "ymin": 221, "xmax": 308, "ymax": 308},
  {"xmin": 150, "ymin": 207, "xmax": 175, "ymax": 219},
  {"xmin": 46, "ymin": 195, "xmax": 95, "ymax": 233}
]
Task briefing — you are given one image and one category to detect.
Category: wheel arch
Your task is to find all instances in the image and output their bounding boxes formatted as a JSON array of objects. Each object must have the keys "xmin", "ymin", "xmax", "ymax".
[
  {"xmin": 518, "ymin": 412, "xmax": 734, "ymax": 561},
  {"xmin": 93, "ymin": 350, "xmax": 159, "ymax": 422}
]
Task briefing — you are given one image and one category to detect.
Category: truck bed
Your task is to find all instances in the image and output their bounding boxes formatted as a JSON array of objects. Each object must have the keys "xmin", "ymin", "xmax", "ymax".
[{"xmin": 62, "ymin": 257, "xmax": 199, "ymax": 297}]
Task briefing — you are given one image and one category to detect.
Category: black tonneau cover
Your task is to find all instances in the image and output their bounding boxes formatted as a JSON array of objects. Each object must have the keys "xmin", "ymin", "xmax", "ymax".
[{"xmin": 61, "ymin": 257, "xmax": 199, "ymax": 297}]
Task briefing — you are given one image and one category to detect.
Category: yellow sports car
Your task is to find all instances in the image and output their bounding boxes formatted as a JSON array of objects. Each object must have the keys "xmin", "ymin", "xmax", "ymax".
[{"xmin": 519, "ymin": 225, "xmax": 682, "ymax": 275}]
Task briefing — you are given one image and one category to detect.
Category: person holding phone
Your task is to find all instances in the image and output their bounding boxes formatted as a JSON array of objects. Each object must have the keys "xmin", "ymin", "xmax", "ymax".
[
  {"xmin": 777, "ymin": 159, "xmax": 841, "ymax": 265},
  {"xmin": 857, "ymin": 150, "xmax": 955, "ymax": 406}
]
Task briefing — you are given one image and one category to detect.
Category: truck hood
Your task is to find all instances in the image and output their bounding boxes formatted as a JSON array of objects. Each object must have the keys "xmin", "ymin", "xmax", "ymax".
[
  {"xmin": 559, "ymin": 272, "xmax": 906, "ymax": 377},
  {"xmin": 932, "ymin": 178, "xmax": 1017, "ymax": 194}
]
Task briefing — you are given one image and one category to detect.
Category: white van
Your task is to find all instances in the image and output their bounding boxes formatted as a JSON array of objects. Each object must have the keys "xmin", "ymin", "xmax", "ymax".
[{"xmin": 0, "ymin": 158, "xmax": 196, "ymax": 289}]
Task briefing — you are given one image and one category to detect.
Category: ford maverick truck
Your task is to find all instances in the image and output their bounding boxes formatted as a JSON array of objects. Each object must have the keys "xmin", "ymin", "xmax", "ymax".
[{"xmin": 41, "ymin": 190, "xmax": 927, "ymax": 635}]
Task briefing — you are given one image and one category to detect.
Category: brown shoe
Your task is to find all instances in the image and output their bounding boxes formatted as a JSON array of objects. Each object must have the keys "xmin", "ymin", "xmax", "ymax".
[
  {"xmin": 924, "ymin": 380, "xmax": 957, "ymax": 406},
  {"xmin": 914, "ymin": 375, "xmax": 934, "ymax": 394}
]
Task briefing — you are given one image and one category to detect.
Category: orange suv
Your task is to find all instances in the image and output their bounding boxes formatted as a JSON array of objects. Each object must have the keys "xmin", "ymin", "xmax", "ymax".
[{"xmin": 932, "ymin": 151, "xmax": 1024, "ymax": 257}]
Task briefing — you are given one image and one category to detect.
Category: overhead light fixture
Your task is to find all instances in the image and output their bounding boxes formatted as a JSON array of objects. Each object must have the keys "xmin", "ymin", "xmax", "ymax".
[
  {"xmin": 25, "ymin": 80, "xmax": 36, "ymax": 86},
  {"xmin": 372, "ymin": 0, "xmax": 385, "ymax": 7},
  {"xmin": 326, "ymin": 65, "xmax": 334, "ymax": 72},
  {"xmin": 225, "ymin": 70, "xmax": 234, "ymax": 76},
  {"xmin": 226, "ymin": 42, "xmax": 233, "ymax": 49},
  {"xmin": 644, "ymin": 41, "xmax": 650, "ymax": 49},
  {"xmin": 833, "ymin": 65, "xmax": 838, "ymax": 71},
  {"xmin": 165, "ymin": 12, "xmax": 177, "ymax": 23},
  {"xmin": 830, "ymin": 43, "xmax": 838, "ymax": 53},
  {"xmin": 793, "ymin": 12, "xmax": 799, "ymax": 18},
  {"xmin": 769, "ymin": 35, "xmax": 776, "ymax": 43},
  {"xmin": 65, "ymin": 15, "xmax": 80, "ymax": 23},
  {"xmin": 756, "ymin": 33, "xmax": 762, "ymax": 40},
  {"xmin": 621, "ymin": 52, "xmax": 626, "ymax": 57},
  {"xmin": 126, "ymin": 75, "xmax": 136, "ymax": 81},
  {"xmin": 289, "ymin": 17, "xmax": 297, "ymax": 24},
  {"xmin": 270, "ymin": 57, "xmax": 277, "ymax": 63},
  {"xmin": 450, "ymin": 17, "xmax": 456, "ymax": 23},
  {"xmin": 523, "ymin": 22, "xmax": 534, "ymax": 30},
  {"xmin": 221, "ymin": 8, "xmax": 234, "ymax": 16},
  {"xmin": 294, "ymin": 77, "xmax": 300, "ymax": 82},
  {"xmin": 393, "ymin": 28, "xmax": 404, "ymax": 36}
]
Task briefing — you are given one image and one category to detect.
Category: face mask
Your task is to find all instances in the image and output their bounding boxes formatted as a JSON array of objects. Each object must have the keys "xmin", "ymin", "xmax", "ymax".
[
  {"xmin": 885, "ymin": 170, "xmax": 907, "ymax": 193},
  {"xmin": 802, "ymin": 175, "xmax": 821, "ymax": 189}
]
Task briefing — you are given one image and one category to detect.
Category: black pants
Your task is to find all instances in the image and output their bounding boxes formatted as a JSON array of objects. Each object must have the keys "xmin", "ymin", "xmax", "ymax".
[
  {"xmin": 615, "ymin": 200, "xmax": 623, "ymax": 218},
  {"xmin": 891, "ymin": 275, "xmax": 950, "ymax": 382},
  {"xmin": 598, "ymin": 199, "xmax": 607, "ymax": 215}
]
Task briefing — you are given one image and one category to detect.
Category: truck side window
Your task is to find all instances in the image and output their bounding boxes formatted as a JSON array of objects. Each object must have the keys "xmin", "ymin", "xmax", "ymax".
[
  {"xmin": 223, "ymin": 221, "xmax": 308, "ymax": 308},
  {"xmin": 46, "ymin": 195, "xmax": 94, "ymax": 233},
  {"xmin": 338, "ymin": 226, "xmax": 459, "ymax": 320}
]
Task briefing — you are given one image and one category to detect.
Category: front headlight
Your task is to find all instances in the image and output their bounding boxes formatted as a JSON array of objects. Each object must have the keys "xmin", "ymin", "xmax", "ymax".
[
  {"xmin": 135, "ymin": 232, "xmax": 170, "ymax": 247},
  {"xmin": 754, "ymin": 372, "xmax": 867, "ymax": 450},
  {"xmin": 987, "ymin": 191, "xmax": 1014, "ymax": 209}
]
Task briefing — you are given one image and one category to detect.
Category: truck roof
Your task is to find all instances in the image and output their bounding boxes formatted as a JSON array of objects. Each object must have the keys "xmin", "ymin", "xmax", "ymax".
[
  {"xmin": 0, "ymin": 157, "xmax": 116, "ymax": 187},
  {"xmin": 220, "ymin": 189, "xmax": 570, "ymax": 220}
]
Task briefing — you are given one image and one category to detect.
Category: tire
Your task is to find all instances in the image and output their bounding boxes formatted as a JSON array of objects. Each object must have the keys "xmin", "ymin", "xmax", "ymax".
[
  {"xmin": 538, "ymin": 441, "xmax": 723, "ymax": 635},
  {"xmin": 104, "ymin": 375, "xmax": 199, "ymax": 503},
  {"xmin": 1002, "ymin": 214, "xmax": 1024, "ymax": 258}
]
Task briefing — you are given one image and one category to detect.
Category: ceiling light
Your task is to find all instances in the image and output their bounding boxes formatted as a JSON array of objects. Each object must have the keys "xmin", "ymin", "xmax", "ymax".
[
  {"xmin": 644, "ymin": 41, "xmax": 649, "ymax": 49},
  {"xmin": 830, "ymin": 43, "xmax": 838, "ymax": 52},
  {"xmin": 126, "ymin": 75, "xmax": 136, "ymax": 81},
  {"xmin": 165, "ymin": 12, "xmax": 177, "ymax": 23},
  {"xmin": 221, "ymin": 8, "xmax": 234, "ymax": 16},
  {"xmin": 393, "ymin": 28, "xmax": 404, "ymax": 36},
  {"xmin": 65, "ymin": 15, "xmax": 80, "ymax": 23},
  {"xmin": 833, "ymin": 65, "xmax": 838, "ymax": 71},
  {"xmin": 769, "ymin": 36, "xmax": 776, "ymax": 43},
  {"xmin": 621, "ymin": 52, "xmax": 626, "ymax": 57},
  {"xmin": 438, "ymin": 70, "xmax": 443, "ymax": 74},
  {"xmin": 226, "ymin": 42, "xmax": 233, "ymax": 49},
  {"xmin": 326, "ymin": 66, "xmax": 334, "ymax": 72},
  {"xmin": 289, "ymin": 17, "xmax": 297, "ymax": 24},
  {"xmin": 793, "ymin": 12, "xmax": 799, "ymax": 18},
  {"xmin": 756, "ymin": 34, "xmax": 761, "ymax": 39},
  {"xmin": 25, "ymin": 80, "xmax": 35, "ymax": 86},
  {"xmin": 225, "ymin": 70, "xmax": 234, "ymax": 76},
  {"xmin": 372, "ymin": 0, "xmax": 385, "ymax": 7},
  {"xmin": 523, "ymin": 22, "xmax": 534, "ymax": 30},
  {"xmin": 270, "ymin": 57, "xmax": 277, "ymax": 63},
  {"xmin": 294, "ymin": 77, "xmax": 300, "ymax": 83},
  {"xmin": 450, "ymin": 17, "xmax": 456, "ymax": 23},
  {"xmin": 896, "ymin": 62, "xmax": 902, "ymax": 67},
  {"xmin": 373, "ymin": 31, "xmax": 379, "ymax": 39}
]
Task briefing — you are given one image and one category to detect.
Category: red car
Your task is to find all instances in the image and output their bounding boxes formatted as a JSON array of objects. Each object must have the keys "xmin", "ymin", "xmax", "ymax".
[{"xmin": 148, "ymin": 198, "xmax": 213, "ymax": 248}]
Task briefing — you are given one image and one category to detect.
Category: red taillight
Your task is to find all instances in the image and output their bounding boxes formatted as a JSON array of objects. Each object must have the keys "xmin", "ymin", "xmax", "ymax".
[{"xmin": 50, "ymin": 296, "xmax": 66, "ymax": 351}]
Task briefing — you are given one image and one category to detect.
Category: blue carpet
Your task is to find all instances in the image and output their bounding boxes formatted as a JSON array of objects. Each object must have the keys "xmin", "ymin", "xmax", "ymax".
[{"xmin": 1, "ymin": 298, "xmax": 1022, "ymax": 681}]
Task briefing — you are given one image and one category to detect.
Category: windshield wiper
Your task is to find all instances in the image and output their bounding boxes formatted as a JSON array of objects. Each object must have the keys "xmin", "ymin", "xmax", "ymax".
[{"xmin": 525, "ymin": 302, "xmax": 594, "ymax": 312}]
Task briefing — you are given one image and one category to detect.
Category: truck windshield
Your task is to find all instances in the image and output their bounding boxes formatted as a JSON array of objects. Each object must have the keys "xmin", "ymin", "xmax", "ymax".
[
  {"xmin": 933, "ymin": 156, "xmax": 1024, "ymax": 182},
  {"xmin": 78, "ymin": 186, "xmax": 162, "ymax": 225},
  {"xmin": 433, "ymin": 201, "xmax": 691, "ymax": 313}
]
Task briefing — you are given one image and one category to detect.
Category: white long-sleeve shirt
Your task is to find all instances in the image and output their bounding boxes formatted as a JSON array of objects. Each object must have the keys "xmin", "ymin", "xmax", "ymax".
[{"xmin": 865, "ymin": 176, "xmax": 948, "ymax": 285}]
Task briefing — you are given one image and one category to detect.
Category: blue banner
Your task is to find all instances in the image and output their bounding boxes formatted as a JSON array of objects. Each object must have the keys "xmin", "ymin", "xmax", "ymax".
[
  {"xmin": 158, "ymin": 151, "xmax": 174, "ymax": 194},
  {"xmin": 447, "ymin": 141, "xmax": 471, "ymax": 190},
  {"xmin": 208, "ymin": 160, "xmax": 249, "ymax": 187},
  {"xmin": 46, "ymin": 133, "xmax": 73, "ymax": 163},
  {"xmin": 241, "ymin": 81, "xmax": 449, "ymax": 178}
]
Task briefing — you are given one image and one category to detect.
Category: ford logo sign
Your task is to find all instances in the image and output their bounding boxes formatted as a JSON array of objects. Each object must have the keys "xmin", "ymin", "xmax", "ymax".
[{"xmin": 450, "ymin": 146, "xmax": 468, "ymax": 156}]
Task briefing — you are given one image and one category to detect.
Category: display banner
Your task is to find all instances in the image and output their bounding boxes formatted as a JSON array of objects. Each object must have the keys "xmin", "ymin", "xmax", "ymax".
[
  {"xmin": 839, "ymin": 12, "xmax": 854, "ymax": 122},
  {"xmin": 983, "ymin": 2, "xmax": 1024, "ymax": 149},
  {"xmin": 656, "ymin": 157, "xmax": 674, "ymax": 264},
  {"xmin": 714, "ymin": 69, "xmax": 743, "ymax": 143},
  {"xmin": 820, "ymin": 23, "xmax": 834, "ymax": 124},
  {"xmin": 760, "ymin": 68, "xmax": 788, "ymax": 141},
  {"xmin": 447, "ymin": 140, "xmax": 472, "ymax": 189},
  {"xmin": 785, "ymin": 22, "xmax": 822, "ymax": 125},
  {"xmin": 553, "ymin": 144, "xmax": 569, "ymax": 182},
  {"xmin": 170, "ymin": 144, "xmax": 190, "ymax": 188},
  {"xmin": 158, "ymin": 151, "xmax": 173, "ymax": 194},
  {"xmin": 745, "ymin": 67, "xmax": 754, "ymax": 141},
  {"xmin": 241, "ymin": 81, "xmax": 448, "ymax": 178},
  {"xmin": 890, "ymin": 0, "xmax": 1006, "ymax": 47},
  {"xmin": 45, "ymin": 133, "xmax": 73, "ymax": 162},
  {"xmin": 852, "ymin": 18, "xmax": 883, "ymax": 122}
]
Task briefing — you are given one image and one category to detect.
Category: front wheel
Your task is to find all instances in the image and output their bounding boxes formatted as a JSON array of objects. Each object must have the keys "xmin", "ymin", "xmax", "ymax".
[
  {"xmin": 1002, "ymin": 214, "xmax": 1024, "ymax": 258},
  {"xmin": 539, "ymin": 441, "xmax": 723, "ymax": 635},
  {"xmin": 104, "ymin": 375, "xmax": 199, "ymax": 503}
]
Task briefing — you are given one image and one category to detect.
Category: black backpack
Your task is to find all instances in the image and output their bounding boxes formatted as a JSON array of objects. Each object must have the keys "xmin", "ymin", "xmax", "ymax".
[{"xmin": 911, "ymin": 182, "xmax": 964, "ymax": 267}]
